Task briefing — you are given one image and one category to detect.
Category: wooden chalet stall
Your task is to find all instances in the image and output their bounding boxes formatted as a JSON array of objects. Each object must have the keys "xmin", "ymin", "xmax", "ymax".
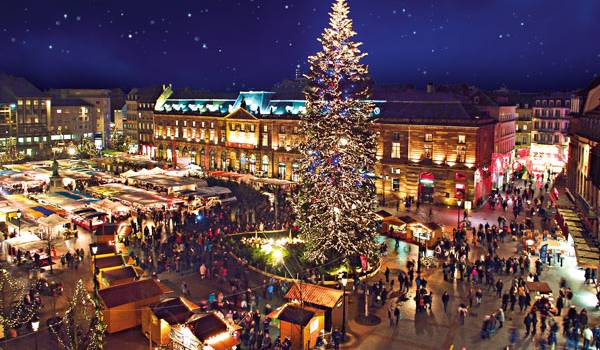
[
  {"xmin": 98, "ymin": 278, "xmax": 172, "ymax": 333},
  {"xmin": 272, "ymin": 303, "xmax": 324, "ymax": 350},
  {"xmin": 93, "ymin": 254, "xmax": 126, "ymax": 274},
  {"xmin": 141, "ymin": 297, "xmax": 199, "ymax": 346},
  {"xmin": 98, "ymin": 265, "xmax": 139, "ymax": 289},
  {"xmin": 284, "ymin": 283, "xmax": 343, "ymax": 331},
  {"xmin": 170, "ymin": 312, "xmax": 240, "ymax": 350}
]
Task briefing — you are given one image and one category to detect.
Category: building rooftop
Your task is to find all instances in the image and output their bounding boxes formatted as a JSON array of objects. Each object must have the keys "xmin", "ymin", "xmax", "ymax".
[
  {"xmin": 0, "ymin": 74, "xmax": 44, "ymax": 103},
  {"xmin": 52, "ymin": 98, "xmax": 94, "ymax": 107}
]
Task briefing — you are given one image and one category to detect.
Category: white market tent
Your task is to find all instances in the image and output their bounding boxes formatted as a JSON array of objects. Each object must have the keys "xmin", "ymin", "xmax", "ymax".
[
  {"xmin": 120, "ymin": 170, "xmax": 138, "ymax": 178},
  {"xmin": 147, "ymin": 167, "xmax": 165, "ymax": 175},
  {"xmin": 91, "ymin": 198, "xmax": 130, "ymax": 215},
  {"xmin": 2, "ymin": 232, "xmax": 41, "ymax": 256},
  {"xmin": 38, "ymin": 214, "xmax": 69, "ymax": 227}
]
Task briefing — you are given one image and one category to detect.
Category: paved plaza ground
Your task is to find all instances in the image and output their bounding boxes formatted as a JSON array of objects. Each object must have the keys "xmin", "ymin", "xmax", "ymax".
[{"xmin": 1, "ymin": 184, "xmax": 598, "ymax": 350}]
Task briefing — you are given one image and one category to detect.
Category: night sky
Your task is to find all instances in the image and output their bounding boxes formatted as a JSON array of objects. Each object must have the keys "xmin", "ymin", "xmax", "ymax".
[{"xmin": 1, "ymin": 0, "xmax": 599, "ymax": 92}]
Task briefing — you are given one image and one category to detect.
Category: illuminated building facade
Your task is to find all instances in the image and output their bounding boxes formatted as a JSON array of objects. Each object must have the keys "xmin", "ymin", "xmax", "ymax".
[
  {"xmin": 48, "ymin": 89, "xmax": 113, "ymax": 147},
  {"xmin": 373, "ymin": 91, "xmax": 496, "ymax": 206},
  {"xmin": 567, "ymin": 78, "xmax": 600, "ymax": 238},
  {"xmin": 0, "ymin": 74, "xmax": 50, "ymax": 159},
  {"xmin": 531, "ymin": 93, "xmax": 572, "ymax": 176},
  {"xmin": 151, "ymin": 88, "xmax": 497, "ymax": 205},
  {"xmin": 49, "ymin": 99, "xmax": 96, "ymax": 145}
]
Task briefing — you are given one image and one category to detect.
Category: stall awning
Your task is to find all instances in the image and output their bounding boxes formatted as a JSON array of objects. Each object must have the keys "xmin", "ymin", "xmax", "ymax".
[{"xmin": 38, "ymin": 214, "xmax": 69, "ymax": 227}]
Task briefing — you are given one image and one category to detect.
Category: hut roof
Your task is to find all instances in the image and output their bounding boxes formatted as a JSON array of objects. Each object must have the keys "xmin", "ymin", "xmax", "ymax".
[
  {"xmin": 277, "ymin": 304, "xmax": 315, "ymax": 326},
  {"xmin": 150, "ymin": 297, "xmax": 197, "ymax": 325},
  {"xmin": 186, "ymin": 313, "xmax": 228, "ymax": 341},
  {"xmin": 284, "ymin": 283, "xmax": 343, "ymax": 309},
  {"xmin": 98, "ymin": 279, "xmax": 171, "ymax": 308}
]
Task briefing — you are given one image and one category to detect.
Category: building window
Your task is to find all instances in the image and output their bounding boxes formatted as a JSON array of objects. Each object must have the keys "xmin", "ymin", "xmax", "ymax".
[
  {"xmin": 458, "ymin": 135, "xmax": 466, "ymax": 144},
  {"xmin": 393, "ymin": 132, "xmax": 400, "ymax": 141},
  {"xmin": 523, "ymin": 124, "xmax": 528, "ymax": 131},
  {"xmin": 391, "ymin": 167, "xmax": 401, "ymax": 175},
  {"xmin": 533, "ymin": 134, "xmax": 538, "ymax": 142},
  {"xmin": 262, "ymin": 134, "xmax": 269, "ymax": 147},
  {"xmin": 263, "ymin": 125, "xmax": 268, "ymax": 132},
  {"xmin": 457, "ymin": 145, "xmax": 467, "ymax": 163},
  {"xmin": 280, "ymin": 126, "xmax": 286, "ymax": 133},
  {"xmin": 425, "ymin": 133, "xmax": 433, "ymax": 142},
  {"xmin": 554, "ymin": 135, "xmax": 559, "ymax": 143},
  {"xmin": 391, "ymin": 142, "xmax": 401, "ymax": 158},
  {"xmin": 392, "ymin": 178, "xmax": 400, "ymax": 192}
]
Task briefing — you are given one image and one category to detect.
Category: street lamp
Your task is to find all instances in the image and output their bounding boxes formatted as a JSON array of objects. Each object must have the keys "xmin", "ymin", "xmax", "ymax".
[
  {"xmin": 31, "ymin": 319, "xmax": 39, "ymax": 350},
  {"xmin": 340, "ymin": 274, "xmax": 348, "ymax": 341},
  {"xmin": 456, "ymin": 199, "xmax": 463, "ymax": 229},
  {"xmin": 16, "ymin": 209, "xmax": 22, "ymax": 235}
]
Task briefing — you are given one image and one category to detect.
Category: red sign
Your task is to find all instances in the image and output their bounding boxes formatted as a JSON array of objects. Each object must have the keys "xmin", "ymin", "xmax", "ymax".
[{"xmin": 360, "ymin": 255, "xmax": 368, "ymax": 271}]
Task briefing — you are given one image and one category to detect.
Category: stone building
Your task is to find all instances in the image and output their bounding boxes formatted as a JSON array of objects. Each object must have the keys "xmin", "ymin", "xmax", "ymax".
[
  {"xmin": 567, "ymin": 78, "xmax": 600, "ymax": 238},
  {"xmin": 152, "ymin": 88, "xmax": 497, "ymax": 205}
]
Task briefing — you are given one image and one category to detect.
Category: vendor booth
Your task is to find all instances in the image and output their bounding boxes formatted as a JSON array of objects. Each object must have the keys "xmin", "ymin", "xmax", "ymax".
[
  {"xmin": 90, "ymin": 199, "xmax": 130, "ymax": 221},
  {"xmin": 98, "ymin": 278, "xmax": 173, "ymax": 334},
  {"xmin": 141, "ymin": 297, "xmax": 199, "ymax": 346},
  {"xmin": 270, "ymin": 303, "xmax": 324, "ymax": 350},
  {"xmin": 99, "ymin": 265, "xmax": 139, "ymax": 289},
  {"xmin": 284, "ymin": 283, "xmax": 343, "ymax": 332},
  {"xmin": 169, "ymin": 312, "xmax": 240, "ymax": 350},
  {"xmin": 37, "ymin": 214, "xmax": 70, "ymax": 240}
]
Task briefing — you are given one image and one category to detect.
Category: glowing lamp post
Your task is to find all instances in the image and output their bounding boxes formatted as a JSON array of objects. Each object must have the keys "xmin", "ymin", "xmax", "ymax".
[
  {"xmin": 340, "ymin": 274, "xmax": 348, "ymax": 340},
  {"xmin": 31, "ymin": 319, "xmax": 40, "ymax": 350},
  {"xmin": 16, "ymin": 209, "xmax": 22, "ymax": 235}
]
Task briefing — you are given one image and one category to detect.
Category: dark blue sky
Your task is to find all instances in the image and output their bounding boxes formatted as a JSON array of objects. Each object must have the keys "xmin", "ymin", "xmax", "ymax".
[{"xmin": 0, "ymin": 0, "xmax": 598, "ymax": 91}]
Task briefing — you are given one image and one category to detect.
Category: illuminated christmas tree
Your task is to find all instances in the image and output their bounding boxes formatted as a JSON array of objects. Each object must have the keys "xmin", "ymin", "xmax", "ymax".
[
  {"xmin": 51, "ymin": 280, "xmax": 106, "ymax": 350},
  {"xmin": 295, "ymin": 0, "xmax": 378, "ymax": 264},
  {"xmin": 0, "ymin": 269, "xmax": 37, "ymax": 330}
]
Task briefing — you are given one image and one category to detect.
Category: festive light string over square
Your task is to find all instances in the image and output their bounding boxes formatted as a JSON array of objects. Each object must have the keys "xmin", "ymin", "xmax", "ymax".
[{"xmin": 295, "ymin": 0, "xmax": 379, "ymax": 264}]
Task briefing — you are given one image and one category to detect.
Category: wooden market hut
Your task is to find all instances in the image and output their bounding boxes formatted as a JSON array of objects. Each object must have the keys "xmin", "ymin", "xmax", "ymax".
[
  {"xmin": 141, "ymin": 297, "xmax": 199, "ymax": 346},
  {"xmin": 275, "ymin": 303, "xmax": 324, "ymax": 350},
  {"xmin": 170, "ymin": 312, "xmax": 240, "ymax": 350},
  {"xmin": 93, "ymin": 254, "xmax": 126, "ymax": 273},
  {"xmin": 90, "ymin": 242, "xmax": 117, "ymax": 259},
  {"xmin": 98, "ymin": 265, "xmax": 139, "ymax": 289},
  {"xmin": 98, "ymin": 278, "xmax": 173, "ymax": 333},
  {"xmin": 284, "ymin": 283, "xmax": 343, "ymax": 331}
]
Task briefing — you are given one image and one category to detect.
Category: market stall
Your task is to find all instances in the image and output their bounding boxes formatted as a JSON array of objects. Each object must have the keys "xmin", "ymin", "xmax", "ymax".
[
  {"xmin": 98, "ymin": 279, "xmax": 173, "ymax": 334},
  {"xmin": 169, "ymin": 312, "xmax": 240, "ymax": 350},
  {"xmin": 141, "ymin": 297, "xmax": 199, "ymax": 346},
  {"xmin": 271, "ymin": 303, "xmax": 324, "ymax": 350},
  {"xmin": 90, "ymin": 198, "xmax": 130, "ymax": 221},
  {"xmin": 37, "ymin": 214, "xmax": 70, "ymax": 240},
  {"xmin": 98, "ymin": 265, "xmax": 139, "ymax": 289}
]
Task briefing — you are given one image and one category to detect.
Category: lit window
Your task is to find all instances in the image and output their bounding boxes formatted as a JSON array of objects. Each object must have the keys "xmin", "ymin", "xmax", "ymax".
[
  {"xmin": 458, "ymin": 135, "xmax": 466, "ymax": 144},
  {"xmin": 57, "ymin": 109, "xmax": 62, "ymax": 114},
  {"xmin": 523, "ymin": 125, "xmax": 527, "ymax": 131},
  {"xmin": 391, "ymin": 142, "xmax": 401, "ymax": 158},
  {"xmin": 425, "ymin": 133, "xmax": 433, "ymax": 142}
]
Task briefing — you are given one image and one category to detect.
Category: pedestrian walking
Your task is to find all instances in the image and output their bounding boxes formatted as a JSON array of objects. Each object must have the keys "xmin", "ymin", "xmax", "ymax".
[
  {"xmin": 394, "ymin": 305, "xmax": 401, "ymax": 325},
  {"xmin": 387, "ymin": 306, "xmax": 394, "ymax": 327},
  {"xmin": 442, "ymin": 291, "xmax": 450, "ymax": 313}
]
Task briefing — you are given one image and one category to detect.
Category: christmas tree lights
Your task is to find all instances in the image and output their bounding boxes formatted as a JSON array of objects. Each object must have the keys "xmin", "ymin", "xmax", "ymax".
[
  {"xmin": 0, "ymin": 269, "xmax": 37, "ymax": 330},
  {"xmin": 51, "ymin": 280, "xmax": 106, "ymax": 350},
  {"xmin": 295, "ymin": 0, "xmax": 379, "ymax": 264}
]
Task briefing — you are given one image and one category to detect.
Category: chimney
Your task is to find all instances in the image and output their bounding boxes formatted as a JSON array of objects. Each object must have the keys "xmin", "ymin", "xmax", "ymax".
[{"xmin": 426, "ymin": 82, "xmax": 435, "ymax": 94}]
